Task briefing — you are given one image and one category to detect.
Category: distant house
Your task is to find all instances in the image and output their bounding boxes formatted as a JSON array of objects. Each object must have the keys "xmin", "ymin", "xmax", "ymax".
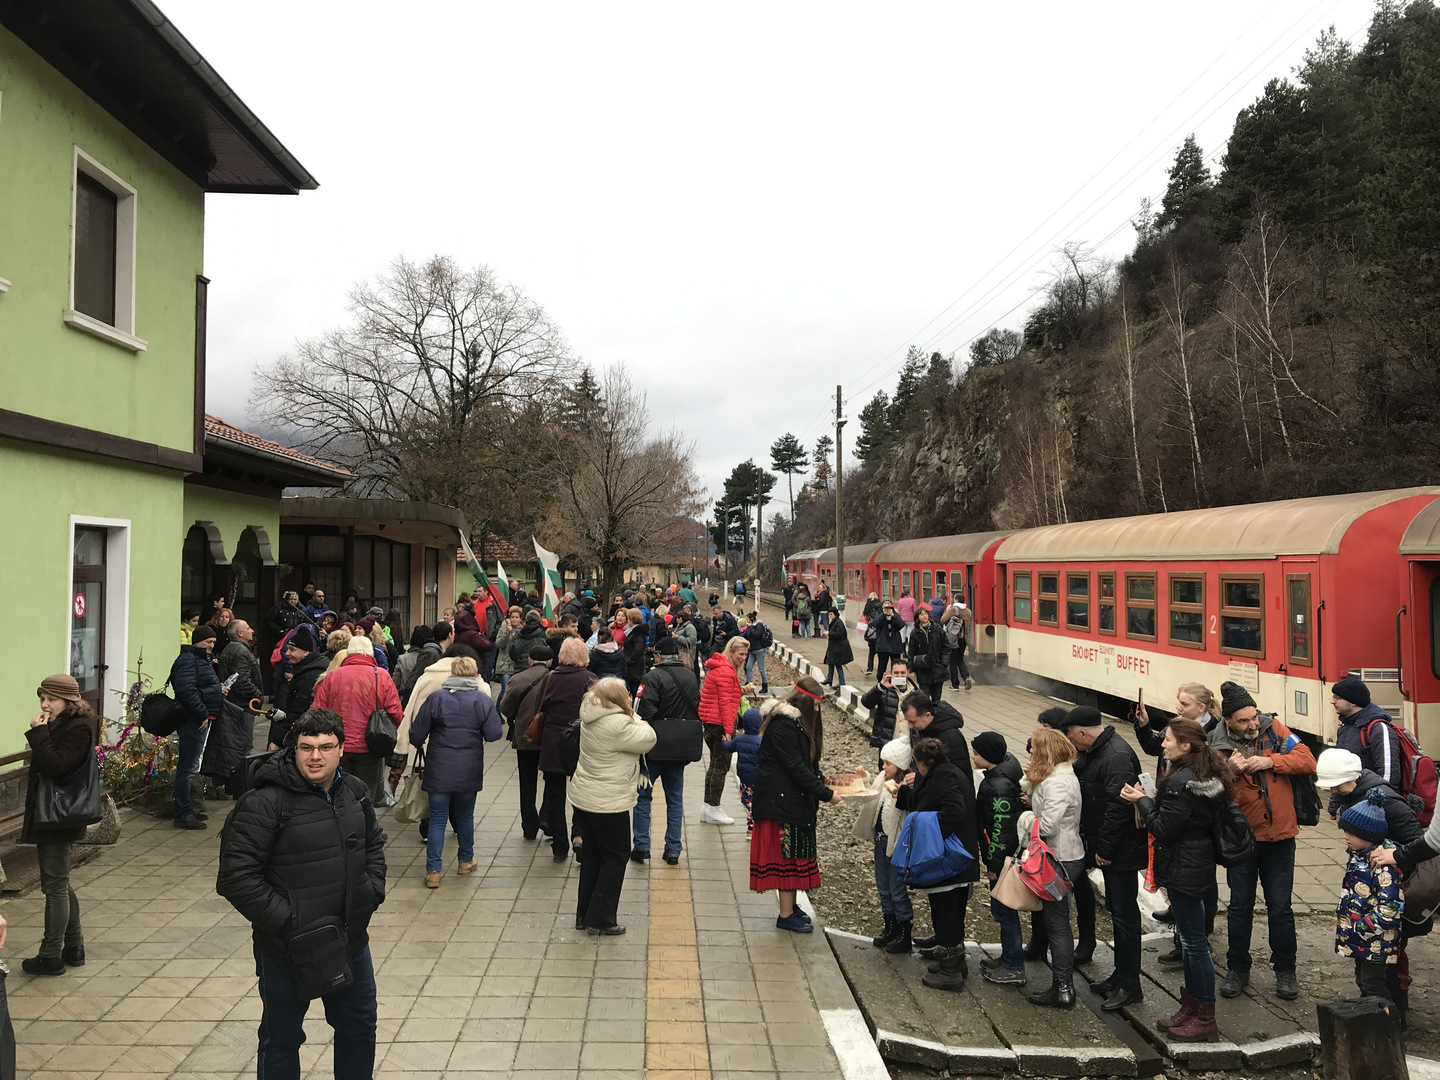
[{"xmin": 0, "ymin": 1, "xmax": 320, "ymax": 747}]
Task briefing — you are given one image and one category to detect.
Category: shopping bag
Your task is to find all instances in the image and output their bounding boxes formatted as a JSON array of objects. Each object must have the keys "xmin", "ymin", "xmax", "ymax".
[
  {"xmin": 392, "ymin": 749, "xmax": 429, "ymax": 825},
  {"xmin": 992, "ymin": 856, "xmax": 1042, "ymax": 912},
  {"xmin": 891, "ymin": 811, "xmax": 973, "ymax": 887}
]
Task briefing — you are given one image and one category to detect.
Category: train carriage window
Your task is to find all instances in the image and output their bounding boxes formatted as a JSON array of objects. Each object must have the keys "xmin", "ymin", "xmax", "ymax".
[
  {"xmin": 1125, "ymin": 573, "xmax": 1157, "ymax": 641},
  {"xmin": 901, "ymin": 570, "xmax": 911, "ymax": 597},
  {"xmin": 1066, "ymin": 573, "xmax": 1090, "ymax": 631},
  {"xmin": 1169, "ymin": 574, "xmax": 1205, "ymax": 649},
  {"xmin": 922, "ymin": 570, "xmax": 933, "ymax": 603},
  {"xmin": 936, "ymin": 570, "xmax": 947, "ymax": 599},
  {"xmin": 1098, "ymin": 573, "xmax": 1116, "ymax": 635},
  {"xmin": 1013, "ymin": 571, "xmax": 1031, "ymax": 623},
  {"xmin": 1287, "ymin": 574, "xmax": 1312, "ymax": 666},
  {"xmin": 1038, "ymin": 573, "xmax": 1059, "ymax": 626},
  {"xmin": 1431, "ymin": 579, "xmax": 1440, "ymax": 680},
  {"xmin": 882, "ymin": 569, "xmax": 891, "ymax": 599},
  {"xmin": 1220, "ymin": 576, "xmax": 1264, "ymax": 657}
]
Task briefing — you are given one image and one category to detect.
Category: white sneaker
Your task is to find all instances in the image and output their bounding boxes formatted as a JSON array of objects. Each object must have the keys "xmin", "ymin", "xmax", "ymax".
[{"xmin": 703, "ymin": 804, "xmax": 734, "ymax": 825}]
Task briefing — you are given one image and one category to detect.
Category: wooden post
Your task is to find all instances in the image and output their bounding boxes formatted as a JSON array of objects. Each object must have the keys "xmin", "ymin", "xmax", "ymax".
[{"xmin": 1317, "ymin": 997, "xmax": 1408, "ymax": 1080}]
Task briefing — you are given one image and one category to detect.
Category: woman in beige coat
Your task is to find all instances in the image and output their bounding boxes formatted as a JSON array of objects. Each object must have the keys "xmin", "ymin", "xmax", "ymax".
[{"xmin": 569, "ymin": 677, "xmax": 657, "ymax": 935}]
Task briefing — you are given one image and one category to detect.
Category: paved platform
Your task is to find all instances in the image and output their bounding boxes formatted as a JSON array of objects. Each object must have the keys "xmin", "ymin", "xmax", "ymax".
[
  {"xmin": 756, "ymin": 594, "xmax": 1347, "ymax": 914},
  {"xmin": 0, "ymin": 735, "xmax": 887, "ymax": 1080}
]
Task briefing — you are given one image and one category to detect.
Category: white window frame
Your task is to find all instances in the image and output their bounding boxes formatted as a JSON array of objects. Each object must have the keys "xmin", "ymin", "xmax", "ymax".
[
  {"xmin": 66, "ymin": 516, "xmax": 131, "ymax": 731},
  {"xmin": 65, "ymin": 148, "xmax": 146, "ymax": 352}
]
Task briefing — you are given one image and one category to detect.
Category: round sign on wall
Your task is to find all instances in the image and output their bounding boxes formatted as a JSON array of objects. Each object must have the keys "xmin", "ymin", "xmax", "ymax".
[{"xmin": 73, "ymin": 592, "xmax": 86, "ymax": 619}]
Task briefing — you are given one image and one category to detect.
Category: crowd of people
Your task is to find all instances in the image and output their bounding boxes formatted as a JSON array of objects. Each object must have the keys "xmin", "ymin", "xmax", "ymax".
[{"xmin": 17, "ymin": 574, "xmax": 1438, "ymax": 1075}]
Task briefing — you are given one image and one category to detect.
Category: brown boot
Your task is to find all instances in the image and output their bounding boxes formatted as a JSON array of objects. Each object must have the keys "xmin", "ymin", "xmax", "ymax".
[
  {"xmin": 457, "ymin": 860, "xmax": 478, "ymax": 875},
  {"xmin": 425, "ymin": 871, "xmax": 441, "ymax": 888},
  {"xmin": 1158, "ymin": 988, "xmax": 1195, "ymax": 1032},
  {"xmin": 1169, "ymin": 999, "xmax": 1219, "ymax": 1042}
]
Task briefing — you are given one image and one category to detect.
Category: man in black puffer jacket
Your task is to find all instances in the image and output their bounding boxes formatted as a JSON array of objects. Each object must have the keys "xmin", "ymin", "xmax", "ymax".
[
  {"xmin": 1062, "ymin": 706, "xmax": 1148, "ymax": 1011},
  {"xmin": 171, "ymin": 627, "xmax": 225, "ymax": 830},
  {"xmin": 633, "ymin": 639, "xmax": 702, "ymax": 865},
  {"xmin": 860, "ymin": 661, "xmax": 914, "ymax": 754},
  {"xmin": 218, "ymin": 708, "xmax": 386, "ymax": 1080}
]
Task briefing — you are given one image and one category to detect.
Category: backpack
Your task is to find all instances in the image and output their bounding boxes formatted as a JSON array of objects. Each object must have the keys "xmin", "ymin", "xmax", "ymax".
[
  {"xmin": 1014, "ymin": 818, "xmax": 1071, "ymax": 901},
  {"xmin": 1363, "ymin": 718, "xmax": 1438, "ymax": 827},
  {"xmin": 1264, "ymin": 721, "xmax": 1321, "ymax": 827},
  {"xmin": 696, "ymin": 618, "xmax": 712, "ymax": 646},
  {"xmin": 1213, "ymin": 801, "xmax": 1257, "ymax": 868},
  {"xmin": 757, "ymin": 624, "xmax": 773, "ymax": 649},
  {"xmin": 734, "ymin": 580, "xmax": 745, "ymax": 595},
  {"xmin": 944, "ymin": 611, "xmax": 965, "ymax": 648}
]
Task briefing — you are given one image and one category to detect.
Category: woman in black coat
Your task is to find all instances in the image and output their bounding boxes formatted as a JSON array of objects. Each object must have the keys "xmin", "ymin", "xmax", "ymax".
[
  {"xmin": 822, "ymin": 615, "xmax": 854, "ymax": 687},
  {"xmin": 907, "ymin": 608, "xmax": 946, "ymax": 703},
  {"xmin": 622, "ymin": 609, "xmax": 648, "ymax": 695},
  {"xmin": 533, "ymin": 638, "xmax": 598, "ymax": 861},
  {"xmin": 749, "ymin": 677, "xmax": 843, "ymax": 933},
  {"xmin": 1122, "ymin": 717, "xmax": 1232, "ymax": 1042},
  {"xmin": 861, "ymin": 594, "xmax": 883, "ymax": 674},
  {"xmin": 23, "ymin": 674, "xmax": 98, "ymax": 975},
  {"xmin": 893, "ymin": 736, "xmax": 977, "ymax": 992},
  {"xmin": 872, "ymin": 600, "xmax": 905, "ymax": 679}
]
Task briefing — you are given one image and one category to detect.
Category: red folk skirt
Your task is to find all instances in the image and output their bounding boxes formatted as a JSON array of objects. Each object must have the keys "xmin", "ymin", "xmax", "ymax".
[{"xmin": 749, "ymin": 818, "xmax": 821, "ymax": 893}]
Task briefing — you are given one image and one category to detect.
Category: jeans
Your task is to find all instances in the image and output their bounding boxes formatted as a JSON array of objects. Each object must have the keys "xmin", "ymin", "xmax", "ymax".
[
  {"xmin": 825, "ymin": 664, "xmax": 847, "ymax": 686},
  {"xmin": 516, "ymin": 749, "xmax": 541, "ymax": 839},
  {"xmin": 874, "ymin": 834, "xmax": 913, "ymax": 922},
  {"xmin": 1225, "ymin": 837, "xmax": 1297, "ymax": 974},
  {"xmin": 36, "ymin": 841, "xmax": 82, "ymax": 958},
  {"xmin": 255, "ymin": 941, "xmax": 376, "ymax": 1080},
  {"xmin": 703, "ymin": 724, "xmax": 731, "ymax": 806},
  {"xmin": 497, "ymin": 672, "xmax": 511, "ymax": 700},
  {"xmin": 1355, "ymin": 957, "xmax": 1393, "ymax": 1003},
  {"xmin": 575, "ymin": 809, "xmax": 631, "ymax": 929},
  {"xmin": 929, "ymin": 884, "xmax": 970, "ymax": 947},
  {"xmin": 744, "ymin": 650, "xmax": 769, "ymax": 686},
  {"xmin": 541, "ymin": 771, "xmax": 570, "ymax": 858},
  {"xmin": 990, "ymin": 897, "xmax": 1023, "ymax": 971},
  {"xmin": 174, "ymin": 717, "xmax": 210, "ymax": 821},
  {"xmin": 633, "ymin": 761, "xmax": 685, "ymax": 858},
  {"xmin": 799, "ymin": 618, "xmax": 811, "ymax": 638},
  {"xmin": 1103, "ymin": 866, "xmax": 1143, "ymax": 991},
  {"xmin": 426, "ymin": 791, "xmax": 477, "ymax": 873},
  {"xmin": 1172, "ymin": 890, "xmax": 1216, "ymax": 1004},
  {"xmin": 817, "ymin": 611, "xmax": 830, "ymax": 633},
  {"xmin": 1042, "ymin": 858, "xmax": 1085, "ymax": 981},
  {"xmin": 1073, "ymin": 863, "xmax": 1096, "ymax": 947}
]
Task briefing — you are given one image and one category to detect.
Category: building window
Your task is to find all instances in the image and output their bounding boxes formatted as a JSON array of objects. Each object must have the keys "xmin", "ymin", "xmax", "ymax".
[
  {"xmin": 424, "ymin": 547, "xmax": 440, "ymax": 624},
  {"xmin": 1098, "ymin": 573, "xmax": 1116, "ymax": 635},
  {"xmin": 1125, "ymin": 573, "xmax": 1157, "ymax": 641},
  {"xmin": 1169, "ymin": 574, "xmax": 1205, "ymax": 648},
  {"xmin": 66, "ymin": 150, "xmax": 143, "ymax": 351},
  {"xmin": 1287, "ymin": 574, "xmax": 1312, "ymax": 666},
  {"xmin": 1066, "ymin": 573, "xmax": 1090, "ymax": 631},
  {"xmin": 1038, "ymin": 573, "xmax": 1059, "ymax": 626},
  {"xmin": 1220, "ymin": 575, "xmax": 1264, "ymax": 657},
  {"xmin": 921, "ymin": 570, "xmax": 933, "ymax": 603},
  {"xmin": 1013, "ymin": 571, "xmax": 1031, "ymax": 623}
]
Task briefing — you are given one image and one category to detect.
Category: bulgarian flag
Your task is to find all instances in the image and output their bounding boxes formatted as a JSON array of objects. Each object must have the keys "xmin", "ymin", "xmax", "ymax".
[
  {"xmin": 495, "ymin": 561, "xmax": 510, "ymax": 606},
  {"xmin": 533, "ymin": 536, "xmax": 563, "ymax": 621},
  {"xmin": 460, "ymin": 534, "xmax": 508, "ymax": 614}
]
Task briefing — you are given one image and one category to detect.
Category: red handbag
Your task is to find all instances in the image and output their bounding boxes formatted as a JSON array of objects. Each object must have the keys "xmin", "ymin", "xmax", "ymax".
[{"xmin": 1016, "ymin": 818, "xmax": 1073, "ymax": 902}]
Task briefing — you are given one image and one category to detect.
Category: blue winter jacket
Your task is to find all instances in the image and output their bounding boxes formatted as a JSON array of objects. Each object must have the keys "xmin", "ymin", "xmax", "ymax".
[
  {"xmin": 722, "ymin": 708, "xmax": 763, "ymax": 787},
  {"xmin": 170, "ymin": 644, "xmax": 224, "ymax": 725},
  {"xmin": 409, "ymin": 677, "xmax": 504, "ymax": 793},
  {"xmin": 1329, "ymin": 702, "xmax": 1404, "ymax": 815}
]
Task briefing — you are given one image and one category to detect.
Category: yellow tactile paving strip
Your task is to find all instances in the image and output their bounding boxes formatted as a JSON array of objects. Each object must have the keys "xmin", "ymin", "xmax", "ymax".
[{"xmin": 646, "ymin": 808, "xmax": 711, "ymax": 1079}]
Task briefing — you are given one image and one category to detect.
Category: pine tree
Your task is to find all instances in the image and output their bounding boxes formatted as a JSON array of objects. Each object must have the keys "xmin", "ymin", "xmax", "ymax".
[
  {"xmin": 888, "ymin": 347, "xmax": 927, "ymax": 431},
  {"xmin": 721, "ymin": 460, "xmax": 777, "ymax": 561},
  {"xmin": 855, "ymin": 391, "xmax": 892, "ymax": 462},
  {"xmin": 813, "ymin": 435, "xmax": 833, "ymax": 489},
  {"xmin": 1157, "ymin": 134, "xmax": 1214, "ymax": 230},
  {"xmin": 768, "ymin": 433, "xmax": 809, "ymax": 523}
]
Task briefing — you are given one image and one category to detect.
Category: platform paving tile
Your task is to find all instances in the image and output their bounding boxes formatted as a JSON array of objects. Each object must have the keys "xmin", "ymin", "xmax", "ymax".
[{"xmin": 0, "ymin": 705, "xmax": 885, "ymax": 1080}]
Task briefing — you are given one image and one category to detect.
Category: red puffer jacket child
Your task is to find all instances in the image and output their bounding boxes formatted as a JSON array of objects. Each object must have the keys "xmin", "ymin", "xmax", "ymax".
[{"xmin": 699, "ymin": 653, "xmax": 743, "ymax": 737}]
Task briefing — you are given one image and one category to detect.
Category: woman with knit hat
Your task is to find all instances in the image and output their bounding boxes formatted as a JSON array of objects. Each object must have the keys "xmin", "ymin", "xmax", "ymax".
[{"xmin": 22, "ymin": 674, "xmax": 97, "ymax": 975}]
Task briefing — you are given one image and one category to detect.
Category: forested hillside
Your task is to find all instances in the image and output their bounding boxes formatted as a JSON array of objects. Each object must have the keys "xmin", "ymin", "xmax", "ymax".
[{"xmin": 767, "ymin": 0, "xmax": 1440, "ymax": 570}]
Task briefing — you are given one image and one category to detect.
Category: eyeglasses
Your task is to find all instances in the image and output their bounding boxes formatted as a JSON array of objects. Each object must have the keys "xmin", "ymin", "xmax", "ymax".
[{"xmin": 296, "ymin": 742, "xmax": 341, "ymax": 756}]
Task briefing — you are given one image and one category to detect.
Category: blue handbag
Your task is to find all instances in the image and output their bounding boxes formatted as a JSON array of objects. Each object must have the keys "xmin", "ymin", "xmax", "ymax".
[{"xmin": 890, "ymin": 811, "xmax": 973, "ymax": 887}]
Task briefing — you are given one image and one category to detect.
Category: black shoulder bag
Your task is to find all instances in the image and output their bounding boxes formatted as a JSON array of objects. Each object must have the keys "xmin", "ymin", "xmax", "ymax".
[
  {"xmin": 647, "ymin": 668, "xmax": 704, "ymax": 764},
  {"xmin": 365, "ymin": 669, "xmax": 398, "ymax": 757},
  {"xmin": 32, "ymin": 733, "xmax": 103, "ymax": 832},
  {"xmin": 283, "ymin": 784, "xmax": 357, "ymax": 1000}
]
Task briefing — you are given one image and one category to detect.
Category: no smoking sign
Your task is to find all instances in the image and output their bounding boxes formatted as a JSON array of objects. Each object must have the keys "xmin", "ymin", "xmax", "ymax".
[{"xmin": 73, "ymin": 592, "xmax": 86, "ymax": 618}]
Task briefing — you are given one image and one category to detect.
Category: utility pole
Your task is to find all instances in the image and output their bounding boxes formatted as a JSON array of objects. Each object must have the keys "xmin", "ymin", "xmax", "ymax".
[
  {"xmin": 835, "ymin": 384, "xmax": 846, "ymax": 605},
  {"xmin": 755, "ymin": 477, "xmax": 763, "ymax": 614}
]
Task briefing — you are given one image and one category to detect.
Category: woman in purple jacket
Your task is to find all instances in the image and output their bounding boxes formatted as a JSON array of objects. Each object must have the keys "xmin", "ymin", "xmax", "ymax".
[{"xmin": 410, "ymin": 656, "xmax": 504, "ymax": 888}]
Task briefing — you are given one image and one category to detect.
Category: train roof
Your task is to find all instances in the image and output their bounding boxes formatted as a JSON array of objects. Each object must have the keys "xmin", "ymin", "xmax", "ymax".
[
  {"xmin": 874, "ymin": 531, "xmax": 1013, "ymax": 562},
  {"xmin": 786, "ymin": 549, "xmax": 830, "ymax": 561},
  {"xmin": 809, "ymin": 542, "xmax": 886, "ymax": 565},
  {"xmin": 997, "ymin": 488, "xmax": 1440, "ymax": 562},
  {"xmin": 1401, "ymin": 499, "xmax": 1440, "ymax": 555}
]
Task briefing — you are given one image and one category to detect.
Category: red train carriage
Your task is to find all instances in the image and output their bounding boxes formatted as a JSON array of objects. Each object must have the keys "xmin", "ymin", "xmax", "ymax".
[
  {"xmin": 868, "ymin": 533, "xmax": 1012, "ymax": 661},
  {"xmin": 993, "ymin": 488, "xmax": 1440, "ymax": 745}
]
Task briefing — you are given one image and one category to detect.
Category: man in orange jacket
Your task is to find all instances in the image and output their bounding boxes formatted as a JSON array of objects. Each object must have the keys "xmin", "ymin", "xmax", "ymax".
[{"xmin": 1208, "ymin": 681, "xmax": 1316, "ymax": 1002}]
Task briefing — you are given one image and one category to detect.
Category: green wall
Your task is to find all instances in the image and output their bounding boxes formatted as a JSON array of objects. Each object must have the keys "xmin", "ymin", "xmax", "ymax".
[
  {"xmin": 0, "ymin": 440, "xmax": 183, "ymax": 753},
  {"xmin": 182, "ymin": 485, "xmax": 280, "ymax": 562},
  {"xmin": 0, "ymin": 24, "xmax": 205, "ymax": 453}
]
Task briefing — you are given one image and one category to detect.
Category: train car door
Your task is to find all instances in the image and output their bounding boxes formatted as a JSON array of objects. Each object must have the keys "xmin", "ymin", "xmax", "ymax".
[
  {"xmin": 1405, "ymin": 559, "xmax": 1440, "ymax": 749},
  {"xmin": 966, "ymin": 563, "xmax": 976, "ymax": 608},
  {"xmin": 1279, "ymin": 561, "xmax": 1318, "ymax": 736}
]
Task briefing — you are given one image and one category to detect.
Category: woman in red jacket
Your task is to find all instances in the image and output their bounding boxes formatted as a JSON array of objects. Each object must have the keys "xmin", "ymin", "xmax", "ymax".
[{"xmin": 699, "ymin": 636, "xmax": 752, "ymax": 824}]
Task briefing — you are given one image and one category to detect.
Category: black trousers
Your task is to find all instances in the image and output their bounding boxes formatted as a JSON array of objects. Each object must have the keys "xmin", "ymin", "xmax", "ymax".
[
  {"xmin": 928, "ymin": 885, "xmax": 971, "ymax": 947},
  {"xmin": 1073, "ymin": 864, "xmax": 1096, "ymax": 945},
  {"xmin": 516, "ymin": 749, "xmax": 541, "ymax": 839},
  {"xmin": 575, "ymin": 809, "xmax": 632, "ymax": 930},
  {"xmin": 541, "ymin": 771, "xmax": 570, "ymax": 858},
  {"xmin": 948, "ymin": 643, "xmax": 970, "ymax": 686},
  {"xmin": 1103, "ymin": 866, "xmax": 1142, "ymax": 990}
]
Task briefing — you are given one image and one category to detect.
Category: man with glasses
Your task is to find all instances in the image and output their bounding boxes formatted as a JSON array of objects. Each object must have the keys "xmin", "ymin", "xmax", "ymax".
[{"xmin": 218, "ymin": 709, "xmax": 386, "ymax": 1079}]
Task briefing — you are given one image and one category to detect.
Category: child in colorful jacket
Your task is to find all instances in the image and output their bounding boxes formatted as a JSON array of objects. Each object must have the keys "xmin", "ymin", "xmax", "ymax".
[
  {"xmin": 1335, "ymin": 789, "xmax": 1404, "ymax": 1006},
  {"xmin": 722, "ymin": 708, "xmax": 763, "ymax": 831}
]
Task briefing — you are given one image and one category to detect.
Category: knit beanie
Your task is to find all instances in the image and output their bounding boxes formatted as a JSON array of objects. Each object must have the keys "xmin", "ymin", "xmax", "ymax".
[
  {"xmin": 1220, "ymin": 680, "xmax": 1256, "ymax": 717},
  {"xmin": 1333, "ymin": 677, "xmax": 1371, "ymax": 708},
  {"xmin": 656, "ymin": 638, "xmax": 679, "ymax": 655},
  {"xmin": 880, "ymin": 738, "xmax": 914, "ymax": 771},
  {"xmin": 525, "ymin": 610, "xmax": 543, "ymax": 626},
  {"xmin": 190, "ymin": 624, "xmax": 217, "ymax": 645},
  {"xmin": 972, "ymin": 731, "xmax": 1007, "ymax": 766},
  {"xmin": 289, "ymin": 624, "xmax": 316, "ymax": 652},
  {"xmin": 1315, "ymin": 747, "xmax": 1363, "ymax": 789},
  {"xmin": 37, "ymin": 674, "xmax": 81, "ymax": 702},
  {"xmin": 1339, "ymin": 787, "xmax": 1389, "ymax": 845}
]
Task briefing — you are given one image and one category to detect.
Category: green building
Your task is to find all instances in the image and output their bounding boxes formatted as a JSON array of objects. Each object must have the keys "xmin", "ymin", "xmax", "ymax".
[{"xmin": 0, "ymin": 2, "xmax": 324, "ymax": 758}]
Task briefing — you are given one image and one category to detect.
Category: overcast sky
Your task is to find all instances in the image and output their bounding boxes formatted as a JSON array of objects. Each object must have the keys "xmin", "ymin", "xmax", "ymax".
[{"xmin": 175, "ymin": 0, "xmax": 1379, "ymax": 512}]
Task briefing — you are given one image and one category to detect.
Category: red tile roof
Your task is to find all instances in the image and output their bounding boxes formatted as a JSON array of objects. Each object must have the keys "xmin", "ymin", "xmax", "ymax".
[{"xmin": 204, "ymin": 414, "xmax": 349, "ymax": 476}]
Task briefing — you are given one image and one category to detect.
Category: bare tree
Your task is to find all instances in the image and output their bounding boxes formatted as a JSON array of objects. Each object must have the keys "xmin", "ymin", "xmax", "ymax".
[
  {"xmin": 539, "ymin": 365, "xmax": 704, "ymax": 600},
  {"xmin": 1114, "ymin": 283, "xmax": 1147, "ymax": 510},
  {"xmin": 249, "ymin": 255, "xmax": 576, "ymax": 511},
  {"xmin": 1155, "ymin": 255, "xmax": 1208, "ymax": 504}
]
